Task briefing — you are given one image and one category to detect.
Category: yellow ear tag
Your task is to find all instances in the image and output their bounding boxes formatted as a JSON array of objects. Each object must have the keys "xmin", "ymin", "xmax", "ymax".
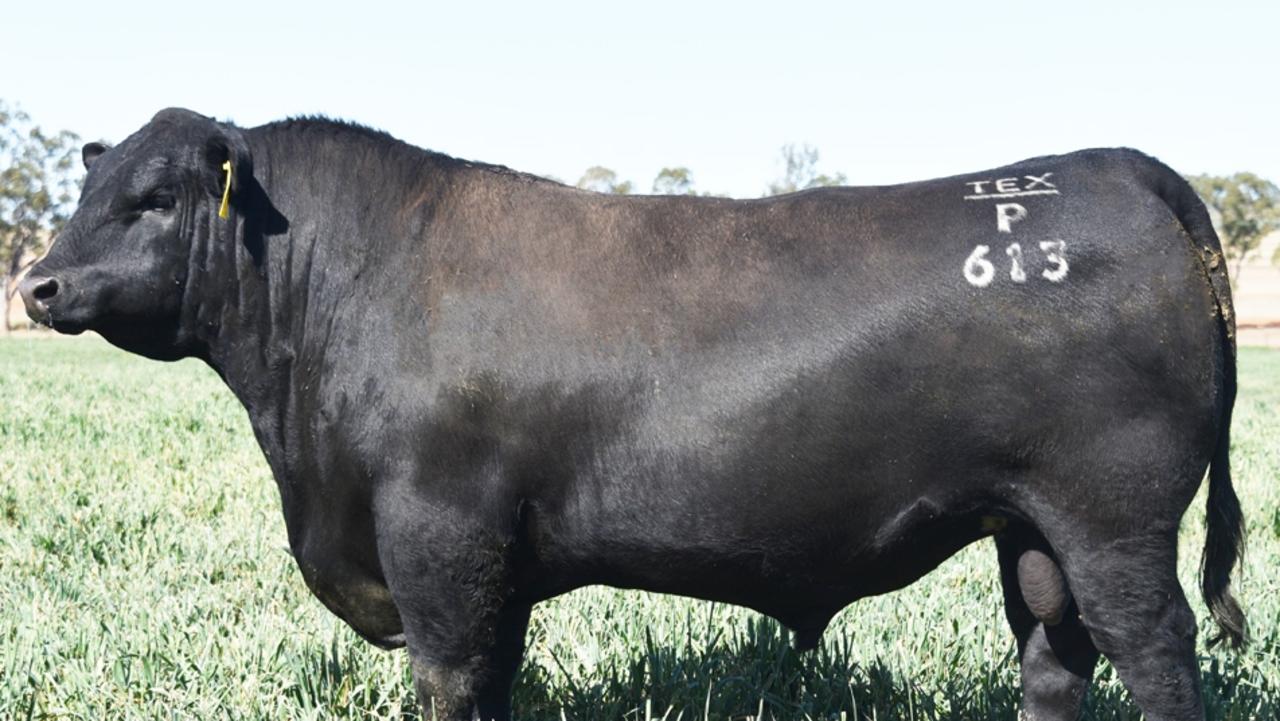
[{"xmin": 218, "ymin": 160, "xmax": 233, "ymax": 219}]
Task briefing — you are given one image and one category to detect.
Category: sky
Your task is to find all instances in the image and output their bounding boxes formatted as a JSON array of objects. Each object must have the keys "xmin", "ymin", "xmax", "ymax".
[{"xmin": 6, "ymin": 0, "xmax": 1279, "ymax": 198}]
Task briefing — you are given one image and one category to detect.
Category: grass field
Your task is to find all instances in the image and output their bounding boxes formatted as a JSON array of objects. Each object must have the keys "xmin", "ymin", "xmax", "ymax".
[{"xmin": 1, "ymin": 337, "xmax": 1277, "ymax": 720}]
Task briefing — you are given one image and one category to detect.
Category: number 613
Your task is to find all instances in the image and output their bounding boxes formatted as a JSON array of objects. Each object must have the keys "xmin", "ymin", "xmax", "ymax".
[{"xmin": 964, "ymin": 240, "xmax": 1068, "ymax": 288}]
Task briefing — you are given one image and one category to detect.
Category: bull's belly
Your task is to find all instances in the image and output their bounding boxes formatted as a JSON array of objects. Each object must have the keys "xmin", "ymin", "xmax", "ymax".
[{"xmin": 533, "ymin": 491, "xmax": 1002, "ymax": 637}]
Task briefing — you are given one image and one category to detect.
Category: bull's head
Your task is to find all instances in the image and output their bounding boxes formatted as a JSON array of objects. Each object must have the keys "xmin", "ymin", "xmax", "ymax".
[{"xmin": 19, "ymin": 108, "xmax": 252, "ymax": 360}]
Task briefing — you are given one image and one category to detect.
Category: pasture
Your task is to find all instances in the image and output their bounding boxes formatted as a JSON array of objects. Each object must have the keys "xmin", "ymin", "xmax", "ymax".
[{"xmin": 1, "ymin": 336, "xmax": 1277, "ymax": 720}]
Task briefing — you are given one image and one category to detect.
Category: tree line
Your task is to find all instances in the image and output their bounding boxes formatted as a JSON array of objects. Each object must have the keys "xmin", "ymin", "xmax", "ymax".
[
  {"xmin": 576, "ymin": 143, "xmax": 847, "ymax": 197},
  {"xmin": 2, "ymin": 100, "xmax": 1277, "ymax": 333},
  {"xmin": 1, "ymin": 101, "xmax": 80, "ymax": 334}
]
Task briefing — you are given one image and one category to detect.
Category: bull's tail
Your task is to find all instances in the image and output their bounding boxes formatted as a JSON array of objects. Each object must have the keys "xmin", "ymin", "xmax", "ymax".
[
  {"xmin": 1203, "ymin": 385, "xmax": 1247, "ymax": 648},
  {"xmin": 1145, "ymin": 156, "xmax": 1247, "ymax": 649}
]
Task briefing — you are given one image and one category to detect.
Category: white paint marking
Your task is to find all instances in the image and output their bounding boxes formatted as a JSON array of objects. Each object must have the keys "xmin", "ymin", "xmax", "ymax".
[
  {"xmin": 964, "ymin": 245, "xmax": 995, "ymax": 287},
  {"xmin": 995, "ymin": 177, "xmax": 1020, "ymax": 194},
  {"xmin": 995, "ymin": 203, "xmax": 1028, "ymax": 234},
  {"xmin": 966, "ymin": 180, "xmax": 990, "ymax": 195},
  {"xmin": 1006, "ymin": 243, "xmax": 1027, "ymax": 282},
  {"xmin": 964, "ymin": 189, "xmax": 1060, "ymax": 201},
  {"xmin": 1040, "ymin": 240, "xmax": 1069, "ymax": 282},
  {"xmin": 1024, "ymin": 172, "xmax": 1056, "ymax": 190}
]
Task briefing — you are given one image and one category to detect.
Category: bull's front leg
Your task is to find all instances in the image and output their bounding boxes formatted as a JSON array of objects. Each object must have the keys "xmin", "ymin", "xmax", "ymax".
[{"xmin": 373, "ymin": 482, "xmax": 529, "ymax": 721}]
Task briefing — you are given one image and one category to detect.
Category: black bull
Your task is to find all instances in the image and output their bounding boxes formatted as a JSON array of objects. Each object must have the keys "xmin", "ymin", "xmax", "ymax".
[{"xmin": 20, "ymin": 109, "xmax": 1245, "ymax": 721}]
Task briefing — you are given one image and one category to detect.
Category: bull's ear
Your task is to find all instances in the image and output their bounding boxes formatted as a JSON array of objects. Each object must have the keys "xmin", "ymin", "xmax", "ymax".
[
  {"xmin": 203, "ymin": 124, "xmax": 254, "ymax": 215},
  {"xmin": 82, "ymin": 142, "xmax": 110, "ymax": 170}
]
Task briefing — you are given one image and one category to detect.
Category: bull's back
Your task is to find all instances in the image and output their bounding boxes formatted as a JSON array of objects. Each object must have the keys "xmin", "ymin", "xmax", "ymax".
[{"xmin": 402, "ymin": 149, "xmax": 1224, "ymax": 606}]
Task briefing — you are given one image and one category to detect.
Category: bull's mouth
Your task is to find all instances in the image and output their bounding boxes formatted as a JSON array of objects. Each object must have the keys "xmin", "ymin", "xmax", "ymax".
[
  {"xmin": 45, "ymin": 317, "xmax": 90, "ymax": 335},
  {"xmin": 24, "ymin": 299, "xmax": 91, "ymax": 335}
]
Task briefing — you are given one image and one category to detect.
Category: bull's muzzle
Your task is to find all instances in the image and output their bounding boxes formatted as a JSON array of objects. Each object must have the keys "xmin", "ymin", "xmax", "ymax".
[{"xmin": 18, "ymin": 275, "xmax": 61, "ymax": 326}]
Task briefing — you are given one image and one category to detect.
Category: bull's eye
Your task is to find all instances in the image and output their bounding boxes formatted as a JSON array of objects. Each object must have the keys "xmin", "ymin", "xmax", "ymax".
[{"xmin": 141, "ymin": 193, "xmax": 177, "ymax": 212}]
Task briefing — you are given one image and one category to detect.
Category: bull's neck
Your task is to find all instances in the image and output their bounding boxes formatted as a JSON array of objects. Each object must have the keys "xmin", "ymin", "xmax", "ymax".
[
  {"xmin": 189, "ymin": 139, "xmax": 295, "ymax": 468},
  {"xmin": 190, "ymin": 126, "xmax": 459, "ymax": 479}
]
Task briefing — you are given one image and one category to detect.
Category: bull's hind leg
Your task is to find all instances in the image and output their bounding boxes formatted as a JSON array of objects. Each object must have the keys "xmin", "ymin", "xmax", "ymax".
[
  {"xmin": 1059, "ymin": 532, "xmax": 1204, "ymax": 721},
  {"xmin": 996, "ymin": 532, "xmax": 1098, "ymax": 720},
  {"xmin": 474, "ymin": 603, "xmax": 532, "ymax": 721}
]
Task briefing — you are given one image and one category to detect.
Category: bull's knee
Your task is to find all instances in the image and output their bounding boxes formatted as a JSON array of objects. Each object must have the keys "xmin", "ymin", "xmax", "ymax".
[{"xmin": 1017, "ymin": 549, "xmax": 1069, "ymax": 626}]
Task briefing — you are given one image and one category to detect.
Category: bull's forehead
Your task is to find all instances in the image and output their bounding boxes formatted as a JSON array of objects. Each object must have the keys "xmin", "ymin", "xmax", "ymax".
[{"xmin": 82, "ymin": 118, "xmax": 207, "ymax": 196}]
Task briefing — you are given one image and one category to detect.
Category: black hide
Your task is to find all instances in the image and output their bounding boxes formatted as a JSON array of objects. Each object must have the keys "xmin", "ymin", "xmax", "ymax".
[{"xmin": 22, "ymin": 109, "xmax": 1245, "ymax": 721}]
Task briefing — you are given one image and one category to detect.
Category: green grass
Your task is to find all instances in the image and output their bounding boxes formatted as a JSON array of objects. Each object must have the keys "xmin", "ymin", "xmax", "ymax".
[{"xmin": 1, "ymin": 336, "xmax": 1277, "ymax": 720}]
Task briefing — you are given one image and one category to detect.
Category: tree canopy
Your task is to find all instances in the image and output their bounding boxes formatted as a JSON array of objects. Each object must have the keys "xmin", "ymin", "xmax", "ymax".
[
  {"xmin": 765, "ymin": 143, "xmax": 846, "ymax": 196},
  {"xmin": 1, "ymin": 100, "xmax": 82, "ymax": 332},
  {"xmin": 577, "ymin": 143, "xmax": 852, "ymax": 200},
  {"xmin": 576, "ymin": 166, "xmax": 633, "ymax": 195},
  {"xmin": 1187, "ymin": 172, "xmax": 1280, "ymax": 285},
  {"xmin": 1, "ymin": 102, "xmax": 83, "ymax": 332},
  {"xmin": 651, "ymin": 167, "xmax": 696, "ymax": 196}
]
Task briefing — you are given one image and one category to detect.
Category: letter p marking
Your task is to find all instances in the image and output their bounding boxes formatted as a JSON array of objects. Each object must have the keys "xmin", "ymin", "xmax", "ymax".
[{"xmin": 996, "ymin": 203, "xmax": 1028, "ymax": 234}]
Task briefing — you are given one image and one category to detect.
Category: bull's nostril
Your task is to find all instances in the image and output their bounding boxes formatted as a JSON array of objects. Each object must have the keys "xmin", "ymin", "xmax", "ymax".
[{"xmin": 32, "ymin": 278, "xmax": 59, "ymax": 301}]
